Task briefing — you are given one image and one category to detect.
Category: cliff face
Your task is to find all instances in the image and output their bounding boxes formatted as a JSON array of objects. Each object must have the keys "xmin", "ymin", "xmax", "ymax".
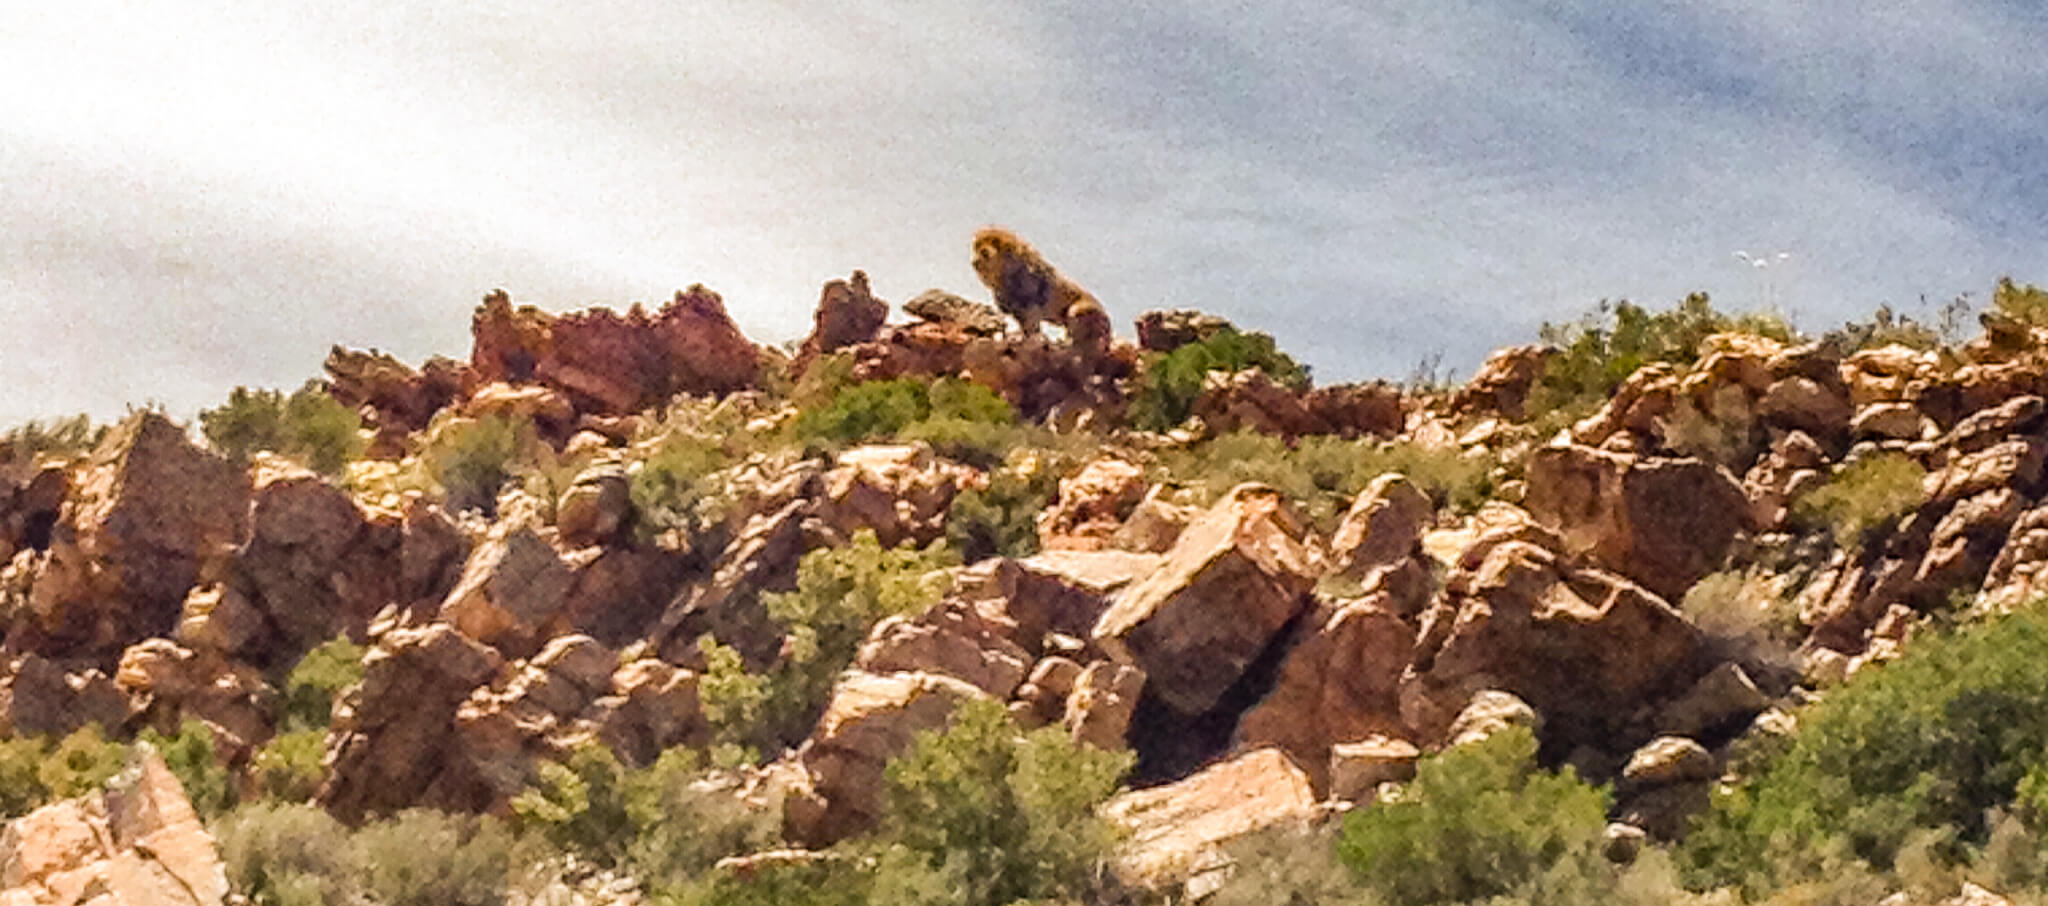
[{"xmin": 6, "ymin": 252, "xmax": 2048, "ymax": 904}]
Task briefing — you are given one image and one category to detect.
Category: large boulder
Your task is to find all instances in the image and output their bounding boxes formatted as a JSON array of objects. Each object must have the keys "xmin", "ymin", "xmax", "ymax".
[
  {"xmin": 0, "ymin": 654, "xmax": 127, "ymax": 740},
  {"xmin": 1092, "ymin": 484, "xmax": 1317, "ymax": 716},
  {"xmin": 318, "ymin": 623, "xmax": 504, "ymax": 823},
  {"xmin": 324, "ymin": 346, "xmax": 467, "ymax": 434},
  {"xmin": 116, "ymin": 639, "xmax": 275, "ymax": 758},
  {"xmin": 7, "ymin": 413, "xmax": 248, "ymax": 663},
  {"xmin": 1523, "ymin": 444, "xmax": 1747, "ymax": 601},
  {"xmin": 1402, "ymin": 541, "xmax": 1703, "ymax": 746},
  {"xmin": 0, "ymin": 747, "xmax": 230, "ymax": 906},
  {"xmin": 1100, "ymin": 747, "xmax": 1317, "ymax": 898},
  {"xmin": 1233, "ymin": 598, "xmax": 1414, "ymax": 791},
  {"xmin": 1328, "ymin": 473, "xmax": 1433, "ymax": 580},
  {"xmin": 439, "ymin": 524, "xmax": 575, "ymax": 659},
  {"xmin": 784, "ymin": 671, "xmax": 986, "ymax": 846},
  {"xmin": 1035, "ymin": 458, "xmax": 1148, "ymax": 552},
  {"xmin": 1453, "ymin": 344, "xmax": 1556, "ymax": 421},
  {"xmin": 813, "ymin": 445, "xmax": 973, "ymax": 550},
  {"xmin": 793, "ymin": 271, "xmax": 889, "ymax": 375}
]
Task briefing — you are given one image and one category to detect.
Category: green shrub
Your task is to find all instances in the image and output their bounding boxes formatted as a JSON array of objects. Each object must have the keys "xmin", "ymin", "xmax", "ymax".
[
  {"xmin": 1993, "ymin": 277, "xmax": 2048, "ymax": 328},
  {"xmin": 700, "ymin": 531, "xmax": 958, "ymax": 754},
  {"xmin": 946, "ymin": 449, "xmax": 1067, "ymax": 561},
  {"xmin": 423, "ymin": 414, "xmax": 536, "ymax": 515},
  {"xmin": 1681, "ymin": 604, "xmax": 2048, "ymax": 896},
  {"xmin": 791, "ymin": 377, "xmax": 1015, "ymax": 451},
  {"xmin": 1336, "ymin": 726, "xmax": 1610, "ymax": 906},
  {"xmin": 512, "ymin": 744, "xmax": 779, "ymax": 897},
  {"xmin": 1156, "ymin": 431, "xmax": 1489, "ymax": 530},
  {"xmin": 217, "ymin": 801, "xmax": 359, "ymax": 906},
  {"xmin": 0, "ymin": 725, "xmax": 127, "ymax": 819},
  {"xmin": 199, "ymin": 381, "xmax": 364, "ymax": 476},
  {"xmin": 249, "ymin": 729, "xmax": 327, "ymax": 803},
  {"xmin": 631, "ymin": 432, "xmax": 733, "ymax": 539},
  {"xmin": 1527, "ymin": 294, "xmax": 1794, "ymax": 430},
  {"xmin": 658, "ymin": 857, "xmax": 872, "ymax": 906},
  {"xmin": 1, "ymin": 413, "xmax": 103, "ymax": 465},
  {"xmin": 1792, "ymin": 453, "xmax": 1927, "ymax": 546},
  {"xmin": 218, "ymin": 803, "xmax": 529, "ymax": 906},
  {"xmin": 1131, "ymin": 328, "xmax": 1311, "ymax": 431},
  {"xmin": 876, "ymin": 697, "xmax": 1133, "ymax": 906},
  {"xmin": 280, "ymin": 635, "xmax": 366, "ymax": 732}
]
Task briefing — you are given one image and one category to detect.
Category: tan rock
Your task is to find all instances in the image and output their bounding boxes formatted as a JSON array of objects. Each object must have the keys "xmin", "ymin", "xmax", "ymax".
[
  {"xmin": 1235, "ymin": 600, "xmax": 1413, "ymax": 790},
  {"xmin": 787, "ymin": 671, "xmax": 986, "ymax": 846},
  {"xmin": 1329, "ymin": 473, "xmax": 1432, "ymax": 579},
  {"xmin": 1445, "ymin": 689, "xmax": 1541, "ymax": 747},
  {"xmin": 318, "ymin": 623, "xmax": 504, "ymax": 823},
  {"xmin": 0, "ymin": 747, "xmax": 228, "ymax": 906},
  {"xmin": 1063, "ymin": 661, "xmax": 1145, "ymax": 750},
  {"xmin": 814, "ymin": 445, "xmax": 971, "ymax": 550},
  {"xmin": 855, "ymin": 600, "xmax": 1032, "ymax": 697},
  {"xmin": 1036, "ymin": 458, "xmax": 1147, "ymax": 552},
  {"xmin": 1621, "ymin": 736, "xmax": 1716, "ymax": 788},
  {"xmin": 440, "ymin": 525, "xmax": 574, "ymax": 657},
  {"xmin": 1452, "ymin": 344, "xmax": 1555, "ymax": 421},
  {"xmin": 595, "ymin": 658, "xmax": 706, "ymax": 766},
  {"xmin": 903, "ymin": 290, "xmax": 1006, "ymax": 335},
  {"xmin": 1093, "ymin": 484, "xmax": 1317, "ymax": 715},
  {"xmin": 1101, "ymin": 747, "xmax": 1317, "ymax": 894},
  {"xmin": 1523, "ymin": 444, "xmax": 1747, "ymax": 601},
  {"xmin": 1853, "ymin": 402, "xmax": 1928, "ymax": 441},
  {"xmin": 1328, "ymin": 736, "xmax": 1419, "ymax": 803},
  {"xmin": 554, "ymin": 463, "xmax": 631, "ymax": 548},
  {"xmin": 1761, "ymin": 376, "xmax": 1853, "ymax": 438}
]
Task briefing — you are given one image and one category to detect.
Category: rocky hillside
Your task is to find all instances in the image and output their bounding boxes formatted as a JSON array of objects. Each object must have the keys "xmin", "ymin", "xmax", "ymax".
[{"xmin": 4, "ymin": 240, "xmax": 2048, "ymax": 906}]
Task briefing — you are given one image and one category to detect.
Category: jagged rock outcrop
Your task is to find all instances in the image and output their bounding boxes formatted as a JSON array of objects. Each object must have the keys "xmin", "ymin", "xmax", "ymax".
[
  {"xmin": 1523, "ymin": 444, "xmax": 1747, "ymax": 601},
  {"xmin": 0, "ymin": 464, "xmax": 65, "ymax": 567},
  {"xmin": 469, "ymin": 287, "xmax": 761, "ymax": 417},
  {"xmin": 116, "ymin": 639, "xmax": 274, "ymax": 758},
  {"xmin": 1035, "ymin": 457, "xmax": 1147, "ymax": 552},
  {"xmin": 324, "ymin": 346, "xmax": 468, "ymax": 436},
  {"xmin": 440, "ymin": 523, "xmax": 575, "ymax": 659},
  {"xmin": 903, "ymin": 290, "xmax": 1005, "ymax": 336},
  {"xmin": 1192, "ymin": 371, "xmax": 1404, "ymax": 440},
  {"xmin": 783, "ymin": 671, "xmax": 986, "ymax": 846},
  {"xmin": 0, "ymin": 747, "xmax": 230, "ymax": 906},
  {"xmin": 1093, "ymin": 484, "xmax": 1318, "ymax": 716},
  {"xmin": 3, "ymin": 413, "xmax": 248, "ymax": 665},
  {"xmin": 1453, "ymin": 344, "xmax": 1556, "ymax": 421},
  {"xmin": 1234, "ymin": 598, "xmax": 1414, "ymax": 791},
  {"xmin": 793, "ymin": 271, "xmax": 889, "ymax": 376},
  {"xmin": 814, "ymin": 445, "xmax": 974, "ymax": 549},
  {"xmin": 318, "ymin": 622, "xmax": 505, "ymax": 823},
  {"xmin": 1402, "ymin": 541, "xmax": 1702, "ymax": 746},
  {"xmin": 1134, "ymin": 309, "xmax": 1234, "ymax": 353}
]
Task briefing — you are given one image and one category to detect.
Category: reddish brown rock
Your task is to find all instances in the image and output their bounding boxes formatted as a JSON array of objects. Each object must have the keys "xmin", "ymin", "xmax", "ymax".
[
  {"xmin": 0, "ymin": 655, "xmax": 126, "ymax": 739},
  {"xmin": 654, "ymin": 498, "xmax": 810, "ymax": 668},
  {"xmin": 7, "ymin": 413, "xmax": 249, "ymax": 664},
  {"xmin": 903, "ymin": 290, "xmax": 1005, "ymax": 336},
  {"xmin": 1329, "ymin": 473, "xmax": 1433, "ymax": 579},
  {"xmin": 793, "ymin": 271, "xmax": 888, "ymax": 376},
  {"xmin": 440, "ymin": 524, "xmax": 574, "ymax": 658},
  {"xmin": 1063, "ymin": 661, "xmax": 1145, "ymax": 750},
  {"xmin": 116, "ymin": 640, "xmax": 274, "ymax": 758},
  {"xmin": 0, "ymin": 465, "xmax": 65, "ymax": 567},
  {"xmin": 1523, "ymin": 444, "xmax": 1747, "ymax": 601},
  {"xmin": 1135, "ymin": 309, "xmax": 1234, "ymax": 353},
  {"xmin": 854, "ymin": 600, "xmax": 1033, "ymax": 698},
  {"xmin": 814, "ymin": 445, "xmax": 973, "ymax": 549},
  {"xmin": 593, "ymin": 658, "xmax": 707, "ymax": 767},
  {"xmin": 554, "ymin": 463, "xmax": 632, "ymax": 548},
  {"xmin": 1101, "ymin": 747, "xmax": 1317, "ymax": 896},
  {"xmin": 1328, "ymin": 736, "xmax": 1420, "ymax": 803},
  {"xmin": 1981, "ymin": 501, "xmax": 2048, "ymax": 613},
  {"xmin": 1304, "ymin": 382, "xmax": 1406, "ymax": 439},
  {"xmin": 0, "ymin": 747, "xmax": 230, "ymax": 906},
  {"xmin": 319, "ymin": 622, "xmax": 505, "ymax": 823},
  {"xmin": 1234, "ymin": 599, "xmax": 1414, "ymax": 790},
  {"xmin": 1453, "ymin": 344, "xmax": 1556, "ymax": 422},
  {"xmin": 469, "ymin": 287, "xmax": 761, "ymax": 417},
  {"xmin": 1402, "ymin": 542, "xmax": 1702, "ymax": 746},
  {"xmin": 785, "ymin": 671, "xmax": 986, "ymax": 846},
  {"xmin": 1036, "ymin": 458, "xmax": 1147, "ymax": 552},
  {"xmin": 324, "ymin": 346, "xmax": 467, "ymax": 434},
  {"xmin": 1092, "ymin": 484, "xmax": 1318, "ymax": 715}
]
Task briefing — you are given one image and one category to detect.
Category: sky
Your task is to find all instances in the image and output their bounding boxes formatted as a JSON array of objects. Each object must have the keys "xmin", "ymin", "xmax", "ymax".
[{"xmin": 3, "ymin": 0, "xmax": 2044, "ymax": 426}]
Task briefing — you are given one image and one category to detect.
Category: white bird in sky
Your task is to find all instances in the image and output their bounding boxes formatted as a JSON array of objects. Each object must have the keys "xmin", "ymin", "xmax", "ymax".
[{"xmin": 1734, "ymin": 250, "xmax": 1793, "ymax": 269}]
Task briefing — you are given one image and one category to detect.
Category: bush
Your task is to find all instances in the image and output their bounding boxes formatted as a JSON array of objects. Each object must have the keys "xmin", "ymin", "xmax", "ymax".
[
  {"xmin": 140, "ymin": 720, "xmax": 236, "ymax": 820},
  {"xmin": 875, "ymin": 697, "xmax": 1134, "ymax": 906},
  {"xmin": 218, "ymin": 803, "xmax": 529, "ymax": 906},
  {"xmin": 1792, "ymin": 453, "xmax": 1927, "ymax": 546},
  {"xmin": 1336, "ymin": 726, "xmax": 1610, "ymax": 906},
  {"xmin": 1, "ymin": 413, "xmax": 103, "ymax": 465},
  {"xmin": 423, "ymin": 414, "xmax": 536, "ymax": 515},
  {"xmin": 1527, "ymin": 294, "xmax": 1794, "ymax": 430},
  {"xmin": 698, "ymin": 531, "xmax": 958, "ymax": 755},
  {"xmin": 0, "ymin": 725, "xmax": 127, "ymax": 819},
  {"xmin": 199, "ymin": 381, "xmax": 364, "ymax": 475},
  {"xmin": 279, "ymin": 635, "xmax": 366, "ymax": 732},
  {"xmin": 512, "ymin": 745, "xmax": 780, "ymax": 896},
  {"xmin": 790, "ymin": 377, "xmax": 1015, "ymax": 451},
  {"xmin": 946, "ymin": 449, "xmax": 1067, "ymax": 561},
  {"xmin": 217, "ymin": 801, "xmax": 360, "ymax": 906},
  {"xmin": 1131, "ymin": 328, "xmax": 1311, "ymax": 431},
  {"xmin": 1681, "ymin": 604, "xmax": 2048, "ymax": 896},
  {"xmin": 631, "ymin": 431, "xmax": 733, "ymax": 539},
  {"xmin": 249, "ymin": 729, "xmax": 327, "ymax": 803},
  {"xmin": 1156, "ymin": 431, "xmax": 1490, "ymax": 530},
  {"xmin": 1993, "ymin": 277, "xmax": 2048, "ymax": 328}
]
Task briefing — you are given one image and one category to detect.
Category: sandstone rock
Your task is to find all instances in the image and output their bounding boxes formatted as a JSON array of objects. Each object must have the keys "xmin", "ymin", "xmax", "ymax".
[
  {"xmin": 212, "ymin": 463, "xmax": 396, "ymax": 666},
  {"xmin": 854, "ymin": 600, "xmax": 1032, "ymax": 698},
  {"xmin": 654, "ymin": 498, "xmax": 810, "ymax": 668},
  {"xmin": 1853, "ymin": 402, "xmax": 1928, "ymax": 441},
  {"xmin": 1946, "ymin": 395, "xmax": 2045, "ymax": 454},
  {"xmin": 0, "ymin": 655, "xmax": 127, "ymax": 739},
  {"xmin": 1761, "ymin": 376, "xmax": 1853, "ymax": 439},
  {"xmin": 553, "ymin": 546, "xmax": 690, "ymax": 649},
  {"xmin": 1925, "ymin": 437, "xmax": 2048, "ymax": 504},
  {"xmin": 1621, "ymin": 736, "xmax": 1716, "ymax": 788},
  {"xmin": 786, "ymin": 671, "xmax": 986, "ymax": 846},
  {"xmin": 324, "ymin": 346, "xmax": 465, "ymax": 433},
  {"xmin": 1015, "ymin": 656, "xmax": 1085, "ymax": 724},
  {"xmin": 0, "ymin": 466, "xmax": 64, "ymax": 567},
  {"xmin": 9, "ymin": 413, "xmax": 248, "ymax": 663},
  {"xmin": 1842, "ymin": 344, "xmax": 1939, "ymax": 408},
  {"xmin": 1036, "ymin": 458, "xmax": 1147, "ymax": 552},
  {"xmin": 1657, "ymin": 662, "xmax": 1768, "ymax": 737},
  {"xmin": 1329, "ymin": 473, "xmax": 1432, "ymax": 579},
  {"xmin": 1135, "ymin": 309, "xmax": 1234, "ymax": 353},
  {"xmin": 555, "ymin": 463, "xmax": 632, "ymax": 548},
  {"xmin": 1452, "ymin": 344, "xmax": 1555, "ymax": 421},
  {"xmin": 1303, "ymin": 383, "xmax": 1407, "ymax": 439},
  {"xmin": 470, "ymin": 287, "xmax": 761, "ymax": 417},
  {"xmin": 595, "ymin": 658, "xmax": 707, "ymax": 767},
  {"xmin": 1603, "ymin": 822, "xmax": 1648, "ymax": 864},
  {"xmin": 441, "ymin": 525, "xmax": 574, "ymax": 658},
  {"xmin": 1063, "ymin": 661, "xmax": 1145, "ymax": 750},
  {"xmin": 1445, "ymin": 689, "xmax": 1541, "ymax": 747},
  {"xmin": 903, "ymin": 290, "xmax": 1006, "ymax": 335},
  {"xmin": 793, "ymin": 271, "xmax": 888, "ymax": 374},
  {"xmin": 1191, "ymin": 371, "xmax": 1403, "ymax": 440},
  {"xmin": 398, "ymin": 496, "xmax": 470, "ymax": 615},
  {"xmin": 0, "ymin": 747, "xmax": 229, "ymax": 906},
  {"xmin": 319, "ymin": 622, "xmax": 504, "ymax": 823},
  {"xmin": 1328, "ymin": 736, "xmax": 1419, "ymax": 803},
  {"xmin": 1093, "ymin": 484, "xmax": 1317, "ymax": 715},
  {"xmin": 1235, "ymin": 600, "xmax": 1413, "ymax": 790},
  {"xmin": 1112, "ymin": 489, "xmax": 1194, "ymax": 553},
  {"xmin": 115, "ymin": 640, "xmax": 274, "ymax": 758},
  {"xmin": 999, "ymin": 550, "xmax": 1164, "ymax": 646},
  {"xmin": 1405, "ymin": 543, "xmax": 1701, "ymax": 746},
  {"xmin": 1101, "ymin": 747, "xmax": 1317, "ymax": 895},
  {"xmin": 1523, "ymin": 444, "xmax": 1746, "ymax": 601},
  {"xmin": 814, "ymin": 445, "xmax": 972, "ymax": 549},
  {"xmin": 1617, "ymin": 781, "xmax": 1711, "ymax": 842},
  {"xmin": 1981, "ymin": 501, "xmax": 2048, "ymax": 613}
]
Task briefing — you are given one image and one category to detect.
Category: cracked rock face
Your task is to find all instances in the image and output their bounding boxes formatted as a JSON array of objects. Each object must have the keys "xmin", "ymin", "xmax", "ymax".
[{"xmin": 0, "ymin": 746, "xmax": 231, "ymax": 905}]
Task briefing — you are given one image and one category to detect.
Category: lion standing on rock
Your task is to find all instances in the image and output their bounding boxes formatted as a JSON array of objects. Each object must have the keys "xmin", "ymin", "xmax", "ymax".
[{"xmin": 971, "ymin": 228, "xmax": 1103, "ymax": 339}]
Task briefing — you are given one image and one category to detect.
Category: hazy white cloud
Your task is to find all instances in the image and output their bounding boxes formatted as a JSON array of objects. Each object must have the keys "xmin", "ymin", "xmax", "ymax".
[{"xmin": 2, "ymin": 0, "xmax": 2043, "ymax": 425}]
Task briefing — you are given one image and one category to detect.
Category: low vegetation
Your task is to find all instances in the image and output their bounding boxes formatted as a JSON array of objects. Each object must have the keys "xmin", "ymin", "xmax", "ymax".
[
  {"xmin": 421, "ymin": 413, "xmax": 537, "ymax": 516},
  {"xmin": 199, "ymin": 381, "xmax": 365, "ymax": 476},
  {"xmin": 1792, "ymin": 452, "xmax": 1928, "ymax": 546},
  {"xmin": 1130, "ymin": 328, "xmax": 1311, "ymax": 431}
]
